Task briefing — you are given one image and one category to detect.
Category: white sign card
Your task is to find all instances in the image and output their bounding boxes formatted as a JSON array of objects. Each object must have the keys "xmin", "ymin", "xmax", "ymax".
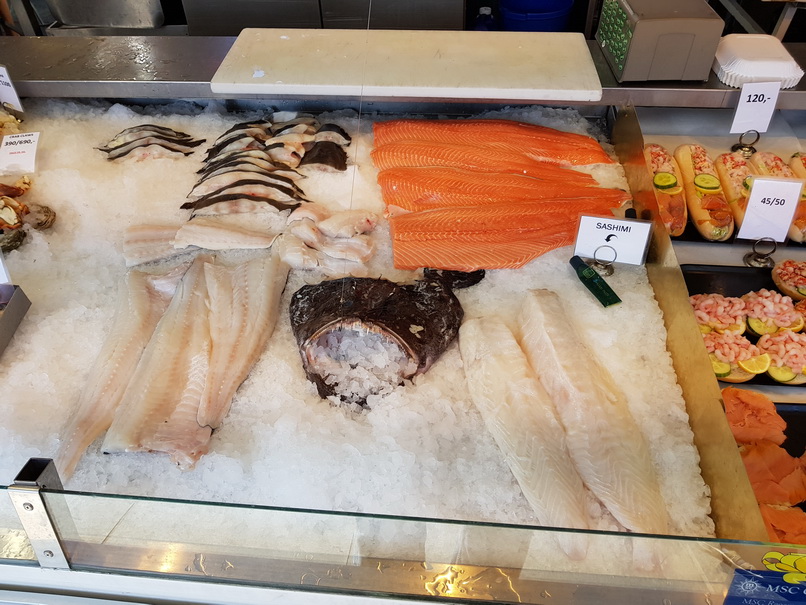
[
  {"xmin": 737, "ymin": 177, "xmax": 805, "ymax": 242},
  {"xmin": 0, "ymin": 252, "xmax": 10, "ymax": 285},
  {"xmin": 0, "ymin": 132, "xmax": 39, "ymax": 174},
  {"xmin": 0, "ymin": 65, "xmax": 22, "ymax": 114},
  {"xmin": 730, "ymin": 81, "xmax": 781, "ymax": 134},
  {"xmin": 574, "ymin": 215, "xmax": 653, "ymax": 266}
]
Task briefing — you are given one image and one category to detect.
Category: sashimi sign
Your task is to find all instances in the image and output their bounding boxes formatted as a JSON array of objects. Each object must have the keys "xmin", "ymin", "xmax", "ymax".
[{"xmin": 574, "ymin": 215, "xmax": 652, "ymax": 266}]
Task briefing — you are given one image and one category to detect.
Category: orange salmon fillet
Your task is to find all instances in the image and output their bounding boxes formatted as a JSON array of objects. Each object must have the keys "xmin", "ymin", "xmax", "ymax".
[
  {"xmin": 722, "ymin": 386, "xmax": 786, "ymax": 445},
  {"xmin": 371, "ymin": 141, "xmax": 593, "ymax": 176},
  {"xmin": 376, "ymin": 166, "xmax": 630, "ymax": 213},
  {"xmin": 390, "ymin": 201, "xmax": 614, "ymax": 237},
  {"xmin": 760, "ymin": 504, "xmax": 806, "ymax": 544},
  {"xmin": 392, "ymin": 228, "xmax": 575, "ymax": 271},
  {"xmin": 741, "ymin": 441, "xmax": 806, "ymax": 506},
  {"xmin": 373, "ymin": 119, "xmax": 615, "ymax": 166}
]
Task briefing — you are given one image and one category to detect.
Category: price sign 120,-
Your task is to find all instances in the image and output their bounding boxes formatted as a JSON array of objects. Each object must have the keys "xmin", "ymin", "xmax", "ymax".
[
  {"xmin": 730, "ymin": 81, "xmax": 782, "ymax": 134},
  {"xmin": 737, "ymin": 176, "xmax": 804, "ymax": 242}
]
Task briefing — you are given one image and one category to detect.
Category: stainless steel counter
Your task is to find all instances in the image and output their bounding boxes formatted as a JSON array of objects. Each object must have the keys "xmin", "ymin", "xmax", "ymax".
[{"xmin": 0, "ymin": 35, "xmax": 804, "ymax": 108}]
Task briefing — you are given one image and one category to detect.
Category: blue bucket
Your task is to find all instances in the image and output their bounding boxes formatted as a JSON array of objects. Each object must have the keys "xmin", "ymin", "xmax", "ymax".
[{"xmin": 499, "ymin": 4, "xmax": 573, "ymax": 32}]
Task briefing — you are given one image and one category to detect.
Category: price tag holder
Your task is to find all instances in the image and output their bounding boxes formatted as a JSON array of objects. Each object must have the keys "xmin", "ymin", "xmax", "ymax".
[
  {"xmin": 737, "ymin": 176, "xmax": 804, "ymax": 242},
  {"xmin": 730, "ymin": 81, "xmax": 781, "ymax": 134},
  {"xmin": 574, "ymin": 215, "xmax": 653, "ymax": 266},
  {"xmin": 0, "ymin": 132, "xmax": 39, "ymax": 174},
  {"xmin": 0, "ymin": 65, "xmax": 23, "ymax": 115}
]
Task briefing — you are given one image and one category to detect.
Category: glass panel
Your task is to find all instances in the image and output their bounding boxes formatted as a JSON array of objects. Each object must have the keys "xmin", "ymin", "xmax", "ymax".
[
  {"xmin": 39, "ymin": 489, "xmax": 795, "ymax": 603},
  {"xmin": 0, "ymin": 486, "xmax": 35, "ymax": 562}
]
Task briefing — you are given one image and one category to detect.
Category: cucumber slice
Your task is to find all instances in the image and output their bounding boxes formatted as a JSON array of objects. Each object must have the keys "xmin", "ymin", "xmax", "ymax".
[
  {"xmin": 798, "ymin": 286, "xmax": 806, "ymax": 297},
  {"xmin": 694, "ymin": 173, "xmax": 721, "ymax": 191},
  {"xmin": 653, "ymin": 172, "xmax": 678, "ymax": 190},
  {"xmin": 768, "ymin": 365, "xmax": 798, "ymax": 383},
  {"xmin": 742, "ymin": 175, "xmax": 753, "ymax": 190},
  {"xmin": 709, "ymin": 354, "xmax": 731, "ymax": 378},
  {"xmin": 748, "ymin": 317, "xmax": 779, "ymax": 336}
]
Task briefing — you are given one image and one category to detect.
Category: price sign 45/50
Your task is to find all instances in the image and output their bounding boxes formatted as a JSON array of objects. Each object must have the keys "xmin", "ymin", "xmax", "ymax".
[{"xmin": 760, "ymin": 197, "xmax": 786, "ymax": 206}]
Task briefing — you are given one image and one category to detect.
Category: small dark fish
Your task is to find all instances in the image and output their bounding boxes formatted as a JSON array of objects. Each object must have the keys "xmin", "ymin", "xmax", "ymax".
[
  {"xmin": 98, "ymin": 126, "xmax": 203, "ymax": 153},
  {"xmin": 315, "ymin": 124, "xmax": 352, "ymax": 146},
  {"xmin": 183, "ymin": 189, "xmax": 304, "ymax": 212},
  {"xmin": 271, "ymin": 116, "xmax": 319, "ymax": 135},
  {"xmin": 299, "ymin": 141, "xmax": 347, "ymax": 172},
  {"xmin": 203, "ymin": 132, "xmax": 265, "ymax": 161},
  {"xmin": 187, "ymin": 178, "xmax": 306, "ymax": 205},
  {"xmin": 198, "ymin": 157, "xmax": 302, "ymax": 182},
  {"xmin": 217, "ymin": 119, "xmax": 272, "ymax": 139},
  {"xmin": 111, "ymin": 124, "xmax": 194, "ymax": 139},
  {"xmin": 289, "ymin": 271, "xmax": 483, "ymax": 405},
  {"xmin": 103, "ymin": 136, "xmax": 206, "ymax": 160},
  {"xmin": 182, "ymin": 193, "xmax": 301, "ymax": 218}
]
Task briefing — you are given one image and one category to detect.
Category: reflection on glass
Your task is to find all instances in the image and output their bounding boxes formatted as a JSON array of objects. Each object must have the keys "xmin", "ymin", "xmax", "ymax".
[{"xmin": 0, "ymin": 486, "xmax": 35, "ymax": 562}]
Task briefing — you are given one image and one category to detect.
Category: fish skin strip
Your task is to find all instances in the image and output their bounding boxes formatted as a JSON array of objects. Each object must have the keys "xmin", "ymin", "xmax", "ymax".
[
  {"xmin": 516, "ymin": 290, "xmax": 669, "ymax": 534},
  {"xmin": 373, "ymin": 119, "xmax": 614, "ymax": 166},
  {"xmin": 122, "ymin": 224, "xmax": 185, "ymax": 267},
  {"xmin": 197, "ymin": 254, "xmax": 289, "ymax": 428},
  {"xmin": 459, "ymin": 316, "xmax": 592, "ymax": 559},
  {"xmin": 54, "ymin": 262, "xmax": 190, "ymax": 478},
  {"xmin": 371, "ymin": 142, "xmax": 588, "ymax": 177},
  {"xmin": 102, "ymin": 254, "xmax": 214, "ymax": 469}
]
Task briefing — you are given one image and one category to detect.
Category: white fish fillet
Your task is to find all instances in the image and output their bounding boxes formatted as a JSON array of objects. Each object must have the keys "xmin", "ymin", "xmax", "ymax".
[
  {"xmin": 517, "ymin": 289, "xmax": 669, "ymax": 535},
  {"xmin": 173, "ymin": 216, "xmax": 279, "ymax": 250},
  {"xmin": 459, "ymin": 317, "xmax": 592, "ymax": 559},
  {"xmin": 317, "ymin": 210, "xmax": 378, "ymax": 238},
  {"xmin": 54, "ymin": 262, "xmax": 190, "ymax": 478},
  {"xmin": 102, "ymin": 254, "xmax": 213, "ymax": 469},
  {"xmin": 197, "ymin": 254, "xmax": 289, "ymax": 428},
  {"xmin": 121, "ymin": 224, "xmax": 186, "ymax": 267}
]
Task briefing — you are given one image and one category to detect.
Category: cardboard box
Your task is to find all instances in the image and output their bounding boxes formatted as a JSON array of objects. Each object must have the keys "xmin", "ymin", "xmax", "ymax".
[{"xmin": 0, "ymin": 285, "xmax": 30, "ymax": 359}]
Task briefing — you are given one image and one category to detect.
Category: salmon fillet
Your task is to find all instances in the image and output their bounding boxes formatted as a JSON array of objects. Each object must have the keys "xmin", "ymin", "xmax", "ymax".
[
  {"xmin": 371, "ymin": 141, "xmax": 592, "ymax": 177},
  {"xmin": 392, "ymin": 224, "xmax": 575, "ymax": 271},
  {"xmin": 722, "ymin": 386, "xmax": 786, "ymax": 445},
  {"xmin": 373, "ymin": 119, "xmax": 615, "ymax": 166},
  {"xmin": 760, "ymin": 504, "xmax": 806, "ymax": 544},
  {"xmin": 741, "ymin": 441, "xmax": 806, "ymax": 506},
  {"xmin": 377, "ymin": 166, "xmax": 631, "ymax": 212}
]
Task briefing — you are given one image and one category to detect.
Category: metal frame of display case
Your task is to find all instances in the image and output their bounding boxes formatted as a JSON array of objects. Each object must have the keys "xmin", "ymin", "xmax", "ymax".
[{"xmin": 1, "ymin": 34, "xmax": 806, "ymax": 604}]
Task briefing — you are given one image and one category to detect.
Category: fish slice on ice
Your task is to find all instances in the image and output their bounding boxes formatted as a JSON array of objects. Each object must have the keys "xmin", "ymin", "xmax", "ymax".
[
  {"xmin": 173, "ymin": 216, "xmax": 280, "ymax": 250},
  {"xmin": 517, "ymin": 289, "xmax": 669, "ymax": 535},
  {"xmin": 102, "ymin": 254, "xmax": 214, "ymax": 469},
  {"xmin": 197, "ymin": 254, "xmax": 289, "ymax": 428},
  {"xmin": 55, "ymin": 261, "xmax": 191, "ymax": 478},
  {"xmin": 459, "ymin": 316, "xmax": 592, "ymax": 559}
]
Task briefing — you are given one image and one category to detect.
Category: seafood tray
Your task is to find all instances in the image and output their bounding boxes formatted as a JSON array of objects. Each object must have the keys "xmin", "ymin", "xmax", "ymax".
[
  {"xmin": 0, "ymin": 285, "xmax": 30, "ymax": 360},
  {"xmin": 680, "ymin": 263, "xmax": 801, "ymax": 387}
]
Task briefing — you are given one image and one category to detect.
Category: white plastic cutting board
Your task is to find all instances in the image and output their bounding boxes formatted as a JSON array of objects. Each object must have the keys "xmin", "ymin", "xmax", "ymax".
[{"xmin": 210, "ymin": 28, "xmax": 602, "ymax": 102}]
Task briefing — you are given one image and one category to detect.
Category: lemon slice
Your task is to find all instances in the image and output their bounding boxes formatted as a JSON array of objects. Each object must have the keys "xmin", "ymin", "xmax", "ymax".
[
  {"xmin": 709, "ymin": 354, "xmax": 731, "ymax": 378},
  {"xmin": 715, "ymin": 322, "xmax": 746, "ymax": 336},
  {"xmin": 769, "ymin": 365, "xmax": 798, "ymax": 383},
  {"xmin": 787, "ymin": 315, "xmax": 805, "ymax": 332},
  {"xmin": 748, "ymin": 317, "xmax": 779, "ymax": 336},
  {"xmin": 738, "ymin": 353, "xmax": 771, "ymax": 375}
]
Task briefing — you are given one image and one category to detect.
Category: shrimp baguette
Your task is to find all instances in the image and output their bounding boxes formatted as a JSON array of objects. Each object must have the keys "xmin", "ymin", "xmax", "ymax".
[
  {"xmin": 674, "ymin": 144, "xmax": 733, "ymax": 241},
  {"xmin": 643, "ymin": 143, "xmax": 687, "ymax": 236},
  {"xmin": 791, "ymin": 152, "xmax": 806, "ymax": 180},
  {"xmin": 715, "ymin": 151, "xmax": 753, "ymax": 229},
  {"xmin": 749, "ymin": 151, "xmax": 806, "ymax": 243}
]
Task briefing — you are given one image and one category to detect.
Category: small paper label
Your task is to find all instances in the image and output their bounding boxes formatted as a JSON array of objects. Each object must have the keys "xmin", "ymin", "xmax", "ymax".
[
  {"xmin": 731, "ymin": 81, "xmax": 781, "ymax": 134},
  {"xmin": 0, "ymin": 65, "xmax": 22, "ymax": 114},
  {"xmin": 0, "ymin": 252, "xmax": 10, "ymax": 285},
  {"xmin": 574, "ymin": 215, "xmax": 652, "ymax": 266},
  {"xmin": 0, "ymin": 132, "xmax": 39, "ymax": 174},
  {"xmin": 725, "ymin": 569, "xmax": 806, "ymax": 603},
  {"xmin": 737, "ymin": 177, "xmax": 804, "ymax": 242}
]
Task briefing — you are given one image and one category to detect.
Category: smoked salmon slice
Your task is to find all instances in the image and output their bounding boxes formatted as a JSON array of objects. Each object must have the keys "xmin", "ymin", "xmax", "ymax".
[
  {"xmin": 378, "ymin": 166, "xmax": 628, "ymax": 213},
  {"xmin": 373, "ymin": 119, "xmax": 615, "ymax": 166},
  {"xmin": 760, "ymin": 504, "xmax": 806, "ymax": 544},
  {"xmin": 722, "ymin": 386, "xmax": 786, "ymax": 445},
  {"xmin": 371, "ymin": 141, "xmax": 594, "ymax": 177},
  {"xmin": 740, "ymin": 441, "xmax": 806, "ymax": 506}
]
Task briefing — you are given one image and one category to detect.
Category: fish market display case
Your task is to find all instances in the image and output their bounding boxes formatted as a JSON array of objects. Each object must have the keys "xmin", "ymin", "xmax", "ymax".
[{"xmin": 1, "ymin": 32, "xmax": 806, "ymax": 604}]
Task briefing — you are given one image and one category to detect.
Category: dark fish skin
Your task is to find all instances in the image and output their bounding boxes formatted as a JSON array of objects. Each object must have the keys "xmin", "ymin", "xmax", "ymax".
[
  {"xmin": 103, "ymin": 136, "xmax": 206, "ymax": 160},
  {"xmin": 315, "ymin": 123, "xmax": 352, "ymax": 146},
  {"xmin": 184, "ymin": 192, "xmax": 302, "ymax": 213},
  {"xmin": 289, "ymin": 272, "xmax": 478, "ymax": 402},
  {"xmin": 299, "ymin": 141, "xmax": 347, "ymax": 171}
]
